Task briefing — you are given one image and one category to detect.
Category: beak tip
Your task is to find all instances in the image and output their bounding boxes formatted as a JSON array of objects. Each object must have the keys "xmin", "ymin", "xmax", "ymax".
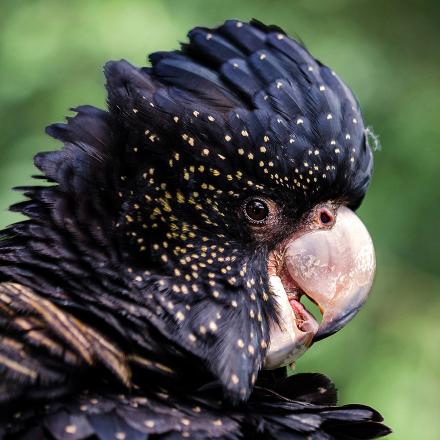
[{"xmin": 313, "ymin": 304, "xmax": 363, "ymax": 342}]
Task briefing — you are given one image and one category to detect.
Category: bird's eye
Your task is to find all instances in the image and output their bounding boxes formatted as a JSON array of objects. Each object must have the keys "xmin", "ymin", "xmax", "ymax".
[{"xmin": 244, "ymin": 198, "xmax": 270, "ymax": 224}]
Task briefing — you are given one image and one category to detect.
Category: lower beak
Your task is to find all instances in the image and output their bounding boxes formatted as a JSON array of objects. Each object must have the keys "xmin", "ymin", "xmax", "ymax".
[{"xmin": 265, "ymin": 206, "xmax": 375, "ymax": 368}]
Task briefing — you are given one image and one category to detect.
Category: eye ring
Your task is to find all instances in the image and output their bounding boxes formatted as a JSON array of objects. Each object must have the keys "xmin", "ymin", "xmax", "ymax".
[{"xmin": 243, "ymin": 197, "xmax": 270, "ymax": 225}]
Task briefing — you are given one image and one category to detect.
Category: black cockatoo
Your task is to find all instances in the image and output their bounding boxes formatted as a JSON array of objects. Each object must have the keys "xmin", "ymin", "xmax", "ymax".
[{"xmin": 0, "ymin": 19, "xmax": 390, "ymax": 439}]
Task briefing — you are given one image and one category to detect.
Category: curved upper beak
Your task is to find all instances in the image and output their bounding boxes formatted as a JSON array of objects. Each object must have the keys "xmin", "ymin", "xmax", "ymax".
[{"xmin": 284, "ymin": 206, "xmax": 376, "ymax": 342}]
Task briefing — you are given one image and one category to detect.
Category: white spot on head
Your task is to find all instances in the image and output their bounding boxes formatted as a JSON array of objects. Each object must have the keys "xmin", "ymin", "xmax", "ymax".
[{"xmin": 65, "ymin": 425, "xmax": 77, "ymax": 434}]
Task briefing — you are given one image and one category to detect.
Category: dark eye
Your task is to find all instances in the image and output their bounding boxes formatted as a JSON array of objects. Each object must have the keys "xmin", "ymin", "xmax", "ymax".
[{"xmin": 244, "ymin": 198, "xmax": 270, "ymax": 224}]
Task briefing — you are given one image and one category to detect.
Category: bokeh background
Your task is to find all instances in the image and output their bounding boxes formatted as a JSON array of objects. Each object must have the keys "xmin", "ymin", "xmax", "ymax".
[{"xmin": 0, "ymin": 0, "xmax": 439, "ymax": 438}]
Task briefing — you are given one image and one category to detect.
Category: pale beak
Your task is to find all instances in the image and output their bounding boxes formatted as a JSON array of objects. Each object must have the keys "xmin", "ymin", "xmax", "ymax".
[
  {"xmin": 265, "ymin": 206, "xmax": 376, "ymax": 369},
  {"xmin": 284, "ymin": 206, "xmax": 376, "ymax": 341}
]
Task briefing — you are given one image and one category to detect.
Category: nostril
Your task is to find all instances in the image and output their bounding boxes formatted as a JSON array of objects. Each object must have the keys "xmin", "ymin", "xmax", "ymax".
[{"xmin": 319, "ymin": 208, "xmax": 334, "ymax": 225}]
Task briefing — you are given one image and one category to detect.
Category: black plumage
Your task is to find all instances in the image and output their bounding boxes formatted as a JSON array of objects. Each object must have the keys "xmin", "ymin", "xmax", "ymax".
[{"xmin": 0, "ymin": 20, "xmax": 389, "ymax": 439}]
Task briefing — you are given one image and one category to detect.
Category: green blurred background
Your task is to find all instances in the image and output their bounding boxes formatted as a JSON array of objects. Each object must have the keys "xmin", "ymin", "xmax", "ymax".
[{"xmin": 0, "ymin": 0, "xmax": 439, "ymax": 438}]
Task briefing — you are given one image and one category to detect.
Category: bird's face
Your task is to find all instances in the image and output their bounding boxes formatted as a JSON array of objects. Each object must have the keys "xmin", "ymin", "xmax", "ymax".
[
  {"xmin": 101, "ymin": 20, "xmax": 379, "ymax": 402},
  {"xmin": 118, "ymin": 94, "xmax": 376, "ymax": 401}
]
